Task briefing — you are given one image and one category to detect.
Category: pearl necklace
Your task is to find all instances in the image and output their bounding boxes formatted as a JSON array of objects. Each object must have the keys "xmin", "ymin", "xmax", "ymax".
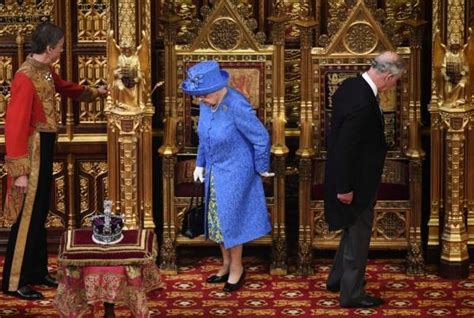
[{"xmin": 210, "ymin": 88, "xmax": 227, "ymax": 113}]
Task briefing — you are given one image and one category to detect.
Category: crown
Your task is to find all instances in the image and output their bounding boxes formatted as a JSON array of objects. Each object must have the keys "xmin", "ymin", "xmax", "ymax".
[{"xmin": 92, "ymin": 200, "xmax": 124, "ymax": 245}]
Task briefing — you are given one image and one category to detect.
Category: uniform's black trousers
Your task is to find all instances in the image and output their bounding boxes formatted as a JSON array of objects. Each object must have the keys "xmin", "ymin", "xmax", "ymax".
[
  {"xmin": 326, "ymin": 205, "xmax": 374, "ymax": 306},
  {"xmin": 2, "ymin": 132, "xmax": 55, "ymax": 292}
]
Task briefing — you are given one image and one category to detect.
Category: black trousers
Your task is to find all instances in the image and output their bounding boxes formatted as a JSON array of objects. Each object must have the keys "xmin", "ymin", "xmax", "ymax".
[
  {"xmin": 326, "ymin": 205, "xmax": 374, "ymax": 305},
  {"xmin": 2, "ymin": 132, "xmax": 55, "ymax": 292}
]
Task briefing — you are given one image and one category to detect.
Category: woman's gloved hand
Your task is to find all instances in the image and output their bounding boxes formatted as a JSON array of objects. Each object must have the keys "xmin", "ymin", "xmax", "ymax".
[{"xmin": 193, "ymin": 166, "xmax": 205, "ymax": 183}]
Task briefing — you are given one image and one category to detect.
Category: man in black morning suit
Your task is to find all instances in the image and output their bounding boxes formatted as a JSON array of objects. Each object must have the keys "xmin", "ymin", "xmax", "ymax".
[{"xmin": 324, "ymin": 51, "xmax": 405, "ymax": 308}]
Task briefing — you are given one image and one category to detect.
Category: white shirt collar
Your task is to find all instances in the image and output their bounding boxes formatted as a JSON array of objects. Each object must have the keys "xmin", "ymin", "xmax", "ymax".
[{"xmin": 362, "ymin": 72, "xmax": 378, "ymax": 97}]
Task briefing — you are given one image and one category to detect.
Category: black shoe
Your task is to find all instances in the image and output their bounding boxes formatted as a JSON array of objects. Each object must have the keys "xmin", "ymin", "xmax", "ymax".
[
  {"xmin": 326, "ymin": 279, "xmax": 367, "ymax": 293},
  {"xmin": 206, "ymin": 273, "xmax": 229, "ymax": 283},
  {"xmin": 36, "ymin": 274, "xmax": 58, "ymax": 288},
  {"xmin": 223, "ymin": 270, "xmax": 245, "ymax": 293},
  {"xmin": 6, "ymin": 286, "xmax": 44, "ymax": 300},
  {"xmin": 341, "ymin": 295, "xmax": 384, "ymax": 308}
]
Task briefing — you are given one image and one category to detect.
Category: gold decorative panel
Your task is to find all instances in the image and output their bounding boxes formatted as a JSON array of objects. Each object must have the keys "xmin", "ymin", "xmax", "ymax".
[
  {"xmin": 446, "ymin": 0, "xmax": 465, "ymax": 46},
  {"xmin": 46, "ymin": 162, "xmax": 66, "ymax": 228},
  {"xmin": 118, "ymin": 0, "xmax": 136, "ymax": 47},
  {"xmin": 0, "ymin": 163, "xmax": 9, "ymax": 227},
  {"xmin": 344, "ymin": 22, "xmax": 378, "ymax": 54},
  {"xmin": 285, "ymin": 49, "xmax": 301, "ymax": 129},
  {"xmin": 78, "ymin": 55, "xmax": 107, "ymax": 123},
  {"xmin": 375, "ymin": 211, "xmax": 406, "ymax": 240},
  {"xmin": 51, "ymin": 61, "xmax": 62, "ymax": 124},
  {"xmin": 77, "ymin": 0, "xmax": 109, "ymax": 42},
  {"xmin": 0, "ymin": 0, "xmax": 54, "ymax": 36},
  {"xmin": 208, "ymin": 17, "xmax": 241, "ymax": 50},
  {"xmin": 285, "ymin": 0, "xmax": 312, "ymax": 39},
  {"xmin": 78, "ymin": 161, "xmax": 108, "ymax": 226},
  {"xmin": 0, "ymin": 55, "xmax": 13, "ymax": 123},
  {"xmin": 174, "ymin": 0, "xmax": 198, "ymax": 43}
]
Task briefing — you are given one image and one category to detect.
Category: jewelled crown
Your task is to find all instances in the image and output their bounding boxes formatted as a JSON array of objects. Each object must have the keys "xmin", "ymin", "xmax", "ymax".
[{"xmin": 92, "ymin": 200, "xmax": 124, "ymax": 245}]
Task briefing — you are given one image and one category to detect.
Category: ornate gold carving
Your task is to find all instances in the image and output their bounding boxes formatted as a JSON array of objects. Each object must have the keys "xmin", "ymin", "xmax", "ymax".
[
  {"xmin": 79, "ymin": 176, "xmax": 90, "ymax": 214},
  {"xmin": 296, "ymin": 240, "xmax": 313, "ymax": 275},
  {"xmin": 174, "ymin": 1, "xmax": 199, "ymax": 43},
  {"xmin": 0, "ymin": 163, "xmax": 10, "ymax": 227},
  {"xmin": 344, "ymin": 22, "xmax": 377, "ymax": 54},
  {"xmin": 118, "ymin": 0, "xmax": 136, "ymax": 48},
  {"xmin": 208, "ymin": 18, "xmax": 241, "ymax": 50},
  {"xmin": 185, "ymin": 0, "xmax": 265, "ymax": 51},
  {"xmin": 285, "ymin": 50, "xmax": 301, "ymax": 128},
  {"xmin": 271, "ymin": 235, "xmax": 287, "ymax": 275},
  {"xmin": 45, "ymin": 214, "xmax": 65, "ymax": 228},
  {"xmin": 0, "ymin": 56, "xmax": 13, "ymax": 123},
  {"xmin": 107, "ymin": 31, "xmax": 152, "ymax": 112},
  {"xmin": 53, "ymin": 161, "xmax": 66, "ymax": 214},
  {"xmin": 77, "ymin": 0, "xmax": 109, "ymax": 42},
  {"xmin": 385, "ymin": 0, "xmax": 422, "ymax": 46},
  {"xmin": 159, "ymin": 231, "xmax": 177, "ymax": 274},
  {"xmin": 322, "ymin": 1, "xmax": 394, "ymax": 54},
  {"xmin": 79, "ymin": 161, "xmax": 108, "ymax": 219},
  {"xmin": 406, "ymin": 239, "xmax": 424, "ymax": 275},
  {"xmin": 447, "ymin": 0, "xmax": 465, "ymax": 47},
  {"xmin": 0, "ymin": 0, "xmax": 54, "ymax": 36},
  {"xmin": 323, "ymin": 0, "xmax": 364, "ymax": 46},
  {"xmin": 381, "ymin": 160, "xmax": 407, "ymax": 185},
  {"xmin": 439, "ymin": 111, "xmax": 470, "ymax": 266},
  {"xmin": 78, "ymin": 55, "xmax": 107, "ymax": 123},
  {"xmin": 433, "ymin": 29, "xmax": 474, "ymax": 109},
  {"xmin": 375, "ymin": 211, "xmax": 406, "ymax": 240}
]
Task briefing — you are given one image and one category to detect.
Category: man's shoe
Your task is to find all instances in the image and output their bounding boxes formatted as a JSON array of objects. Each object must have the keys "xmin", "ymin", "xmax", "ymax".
[
  {"xmin": 341, "ymin": 295, "xmax": 384, "ymax": 308},
  {"xmin": 6, "ymin": 286, "xmax": 44, "ymax": 300},
  {"xmin": 206, "ymin": 273, "xmax": 229, "ymax": 283},
  {"xmin": 36, "ymin": 274, "xmax": 58, "ymax": 288}
]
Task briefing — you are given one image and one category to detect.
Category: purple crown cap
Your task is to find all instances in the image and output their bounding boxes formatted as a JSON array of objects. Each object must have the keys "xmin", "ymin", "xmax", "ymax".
[{"xmin": 92, "ymin": 200, "xmax": 124, "ymax": 244}]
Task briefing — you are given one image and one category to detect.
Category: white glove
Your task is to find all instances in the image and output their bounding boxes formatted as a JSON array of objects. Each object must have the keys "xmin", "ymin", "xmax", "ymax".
[
  {"xmin": 259, "ymin": 171, "xmax": 275, "ymax": 177},
  {"xmin": 193, "ymin": 166, "xmax": 205, "ymax": 183}
]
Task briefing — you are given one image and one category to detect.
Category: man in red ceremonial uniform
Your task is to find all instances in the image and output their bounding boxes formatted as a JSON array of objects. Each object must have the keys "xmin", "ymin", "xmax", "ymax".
[{"xmin": 2, "ymin": 22, "xmax": 107, "ymax": 300}]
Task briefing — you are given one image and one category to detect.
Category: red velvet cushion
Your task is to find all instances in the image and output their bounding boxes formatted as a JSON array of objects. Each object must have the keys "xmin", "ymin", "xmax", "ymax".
[{"xmin": 58, "ymin": 229, "xmax": 156, "ymax": 266}]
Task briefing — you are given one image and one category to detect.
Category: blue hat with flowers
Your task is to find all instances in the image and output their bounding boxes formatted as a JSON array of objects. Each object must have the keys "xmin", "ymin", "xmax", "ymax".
[{"xmin": 181, "ymin": 61, "xmax": 229, "ymax": 96}]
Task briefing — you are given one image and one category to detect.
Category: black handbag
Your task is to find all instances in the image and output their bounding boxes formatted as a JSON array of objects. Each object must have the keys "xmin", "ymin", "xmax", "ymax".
[{"xmin": 181, "ymin": 185, "xmax": 205, "ymax": 239}]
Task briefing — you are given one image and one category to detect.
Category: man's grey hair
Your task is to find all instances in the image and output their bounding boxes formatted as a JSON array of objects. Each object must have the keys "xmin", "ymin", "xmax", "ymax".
[{"xmin": 370, "ymin": 53, "xmax": 406, "ymax": 76}]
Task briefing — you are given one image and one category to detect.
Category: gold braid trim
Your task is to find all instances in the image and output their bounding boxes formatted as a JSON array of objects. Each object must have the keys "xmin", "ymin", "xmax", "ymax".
[
  {"xmin": 78, "ymin": 86, "xmax": 99, "ymax": 102},
  {"xmin": 5, "ymin": 155, "xmax": 31, "ymax": 178}
]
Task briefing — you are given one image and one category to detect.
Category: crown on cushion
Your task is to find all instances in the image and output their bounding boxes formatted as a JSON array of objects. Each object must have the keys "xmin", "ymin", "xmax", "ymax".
[{"xmin": 92, "ymin": 200, "xmax": 124, "ymax": 245}]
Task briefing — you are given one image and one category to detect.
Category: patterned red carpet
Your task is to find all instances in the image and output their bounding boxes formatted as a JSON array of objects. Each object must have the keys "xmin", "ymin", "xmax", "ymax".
[{"xmin": 1, "ymin": 254, "xmax": 474, "ymax": 317}]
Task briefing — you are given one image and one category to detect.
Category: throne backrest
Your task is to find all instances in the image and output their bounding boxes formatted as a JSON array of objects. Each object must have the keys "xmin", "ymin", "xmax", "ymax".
[
  {"xmin": 311, "ymin": 1, "xmax": 411, "ymax": 160},
  {"xmin": 173, "ymin": 0, "xmax": 275, "ymax": 153}
]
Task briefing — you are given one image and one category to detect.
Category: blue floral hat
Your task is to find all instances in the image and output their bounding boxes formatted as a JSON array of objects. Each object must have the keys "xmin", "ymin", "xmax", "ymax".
[{"xmin": 181, "ymin": 61, "xmax": 229, "ymax": 96}]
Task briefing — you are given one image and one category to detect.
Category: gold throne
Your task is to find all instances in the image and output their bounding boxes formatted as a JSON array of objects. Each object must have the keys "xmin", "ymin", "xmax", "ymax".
[
  {"xmin": 296, "ymin": 1, "xmax": 424, "ymax": 275},
  {"xmin": 159, "ymin": 0, "xmax": 287, "ymax": 275}
]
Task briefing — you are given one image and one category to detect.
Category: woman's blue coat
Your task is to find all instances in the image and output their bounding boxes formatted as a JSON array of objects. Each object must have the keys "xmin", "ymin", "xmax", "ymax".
[{"xmin": 196, "ymin": 87, "xmax": 271, "ymax": 248}]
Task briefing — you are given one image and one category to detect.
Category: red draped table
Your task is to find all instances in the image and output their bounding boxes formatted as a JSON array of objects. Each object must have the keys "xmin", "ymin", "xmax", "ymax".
[{"xmin": 54, "ymin": 229, "xmax": 162, "ymax": 318}]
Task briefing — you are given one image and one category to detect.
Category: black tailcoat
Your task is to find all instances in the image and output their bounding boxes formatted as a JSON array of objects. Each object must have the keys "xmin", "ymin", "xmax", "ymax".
[{"xmin": 324, "ymin": 76, "xmax": 387, "ymax": 231}]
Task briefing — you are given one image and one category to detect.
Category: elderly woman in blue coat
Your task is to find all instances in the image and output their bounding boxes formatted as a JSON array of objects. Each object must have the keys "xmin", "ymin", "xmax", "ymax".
[{"xmin": 181, "ymin": 61, "xmax": 273, "ymax": 292}]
